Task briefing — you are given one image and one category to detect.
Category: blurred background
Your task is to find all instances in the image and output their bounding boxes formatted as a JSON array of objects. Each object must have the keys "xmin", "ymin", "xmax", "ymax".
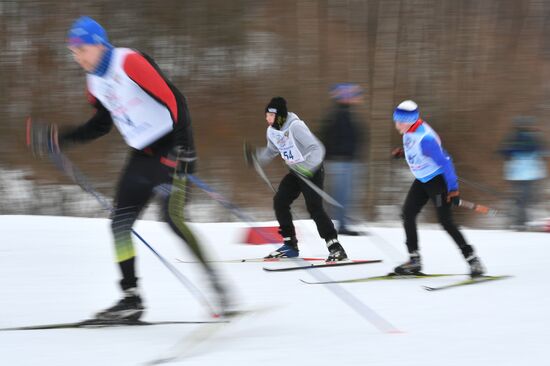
[{"xmin": 1, "ymin": 0, "xmax": 550, "ymax": 229}]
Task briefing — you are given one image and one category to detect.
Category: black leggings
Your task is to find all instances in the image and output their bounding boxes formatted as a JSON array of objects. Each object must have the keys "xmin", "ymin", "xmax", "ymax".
[
  {"xmin": 402, "ymin": 175, "xmax": 473, "ymax": 258},
  {"xmin": 112, "ymin": 150, "xmax": 212, "ymax": 290},
  {"xmin": 274, "ymin": 166, "xmax": 337, "ymax": 241}
]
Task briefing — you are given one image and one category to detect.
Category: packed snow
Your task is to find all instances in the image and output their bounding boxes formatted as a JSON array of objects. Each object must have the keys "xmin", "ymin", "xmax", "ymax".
[{"xmin": 0, "ymin": 215, "xmax": 548, "ymax": 366}]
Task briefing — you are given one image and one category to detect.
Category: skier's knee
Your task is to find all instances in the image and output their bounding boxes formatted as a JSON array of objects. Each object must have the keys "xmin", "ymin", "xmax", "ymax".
[{"xmin": 273, "ymin": 196, "xmax": 290, "ymax": 212}]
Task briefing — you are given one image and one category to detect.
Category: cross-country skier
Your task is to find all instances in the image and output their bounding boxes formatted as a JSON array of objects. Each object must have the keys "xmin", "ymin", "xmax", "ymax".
[
  {"xmin": 28, "ymin": 16, "xmax": 229, "ymax": 320},
  {"xmin": 391, "ymin": 100, "xmax": 485, "ymax": 277},
  {"xmin": 244, "ymin": 97, "xmax": 348, "ymax": 262}
]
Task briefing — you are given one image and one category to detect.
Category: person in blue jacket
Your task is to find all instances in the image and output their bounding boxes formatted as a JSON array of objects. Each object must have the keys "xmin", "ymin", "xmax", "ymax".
[
  {"xmin": 499, "ymin": 116, "xmax": 547, "ymax": 230},
  {"xmin": 391, "ymin": 100, "xmax": 485, "ymax": 277}
]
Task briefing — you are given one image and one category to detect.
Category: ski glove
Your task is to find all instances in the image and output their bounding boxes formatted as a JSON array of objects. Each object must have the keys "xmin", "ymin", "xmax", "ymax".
[
  {"xmin": 391, "ymin": 147, "xmax": 405, "ymax": 159},
  {"xmin": 168, "ymin": 146, "xmax": 197, "ymax": 176},
  {"xmin": 447, "ymin": 190, "xmax": 461, "ymax": 207},
  {"xmin": 243, "ymin": 141, "xmax": 254, "ymax": 168},
  {"xmin": 26, "ymin": 118, "xmax": 60, "ymax": 158},
  {"xmin": 292, "ymin": 164, "xmax": 314, "ymax": 179}
]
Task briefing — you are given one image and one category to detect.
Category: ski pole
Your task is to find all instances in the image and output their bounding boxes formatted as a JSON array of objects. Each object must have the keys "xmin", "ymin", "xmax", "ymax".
[
  {"xmin": 47, "ymin": 151, "xmax": 218, "ymax": 317},
  {"xmin": 251, "ymin": 154, "xmax": 277, "ymax": 193},
  {"xmin": 458, "ymin": 199, "xmax": 499, "ymax": 216},
  {"xmin": 458, "ymin": 176, "xmax": 508, "ymax": 199},
  {"xmin": 291, "ymin": 168, "xmax": 344, "ymax": 208},
  {"xmin": 178, "ymin": 175, "xmax": 282, "ymax": 244}
]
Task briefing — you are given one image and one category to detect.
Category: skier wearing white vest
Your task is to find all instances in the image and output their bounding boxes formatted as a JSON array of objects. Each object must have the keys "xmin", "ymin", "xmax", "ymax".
[
  {"xmin": 245, "ymin": 97, "xmax": 348, "ymax": 262},
  {"xmin": 28, "ymin": 16, "xmax": 229, "ymax": 321},
  {"xmin": 391, "ymin": 100, "xmax": 485, "ymax": 277}
]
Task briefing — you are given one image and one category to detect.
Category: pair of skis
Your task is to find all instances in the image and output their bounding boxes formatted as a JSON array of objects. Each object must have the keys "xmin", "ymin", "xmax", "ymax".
[
  {"xmin": 300, "ymin": 272, "xmax": 512, "ymax": 291},
  {"xmin": 177, "ymin": 256, "xmax": 511, "ymax": 290},
  {"xmin": 177, "ymin": 256, "xmax": 383, "ymax": 271}
]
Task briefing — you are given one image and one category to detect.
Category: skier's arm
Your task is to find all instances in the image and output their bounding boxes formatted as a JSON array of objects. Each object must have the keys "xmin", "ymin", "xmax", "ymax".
[
  {"xmin": 420, "ymin": 136, "xmax": 458, "ymax": 191},
  {"xmin": 255, "ymin": 131, "xmax": 280, "ymax": 166},
  {"xmin": 291, "ymin": 121, "xmax": 325, "ymax": 177},
  {"xmin": 58, "ymin": 93, "xmax": 113, "ymax": 147},
  {"xmin": 123, "ymin": 52, "xmax": 189, "ymax": 147}
]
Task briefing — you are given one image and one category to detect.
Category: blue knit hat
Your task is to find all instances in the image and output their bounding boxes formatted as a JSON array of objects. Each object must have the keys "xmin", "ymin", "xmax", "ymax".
[
  {"xmin": 330, "ymin": 83, "xmax": 363, "ymax": 101},
  {"xmin": 393, "ymin": 100, "xmax": 419, "ymax": 123},
  {"xmin": 67, "ymin": 16, "xmax": 109, "ymax": 46}
]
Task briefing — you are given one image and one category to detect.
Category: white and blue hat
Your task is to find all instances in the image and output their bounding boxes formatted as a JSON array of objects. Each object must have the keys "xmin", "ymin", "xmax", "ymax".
[{"xmin": 393, "ymin": 100, "xmax": 419, "ymax": 123}]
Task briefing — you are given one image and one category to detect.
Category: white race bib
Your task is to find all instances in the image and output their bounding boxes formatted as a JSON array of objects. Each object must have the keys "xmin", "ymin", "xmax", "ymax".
[{"xmin": 267, "ymin": 127, "xmax": 305, "ymax": 164}]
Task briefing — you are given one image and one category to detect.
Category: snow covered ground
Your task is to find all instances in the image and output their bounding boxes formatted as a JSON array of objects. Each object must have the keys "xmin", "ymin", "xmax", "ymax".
[{"xmin": 1, "ymin": 215, "xmax": 548, "ymax": 366}]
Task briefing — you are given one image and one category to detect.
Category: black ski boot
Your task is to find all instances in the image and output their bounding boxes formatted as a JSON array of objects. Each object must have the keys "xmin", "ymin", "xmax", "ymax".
[
  {"xmin": 466, "ymin": 255, "xmax": 486, "ymax": 278},
  {"xmin": 95, "ymin": 288, "xmax": 144, "ymax": 321},
  {"xmin": 394, "ymin": 252, "xmax": 422, "ymax": 275},
  {"xmin": 326, "ymin": 239, "xmax": 348, "ymax": 262},
  {"xmin": 265, "ymin": 236, "xmax": 299, "ymax": 258}
]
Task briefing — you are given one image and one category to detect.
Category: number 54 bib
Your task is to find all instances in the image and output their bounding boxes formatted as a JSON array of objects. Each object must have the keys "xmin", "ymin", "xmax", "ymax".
[{"xmin": 267, "ymin": 127, "xmax": 305, "ymax": 164}]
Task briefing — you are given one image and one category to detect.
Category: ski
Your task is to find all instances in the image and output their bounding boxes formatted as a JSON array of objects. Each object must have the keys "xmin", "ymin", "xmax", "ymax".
[
  {"xmin": 263, "ymin": 259, "xmax": 382, "ymax": 272},
  {"xmin": 176, "ymin": 257, "xmax": 327, "ymax": 264},
  {"xmin": 300, "ymin": 272, "xmax": 462, "ymax": 285},
  {"xmin": 423, "ymin": 275, "xmax": 513, "ymax": 291},
  {"xmin": 0, "ymin": 318, "xmax": 224, "ymax": 331}
]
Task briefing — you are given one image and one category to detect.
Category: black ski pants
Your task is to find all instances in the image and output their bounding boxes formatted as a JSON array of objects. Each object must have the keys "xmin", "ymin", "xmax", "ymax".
[
  {"xmin": 111, "ymin": 150, "xmax": 213, "ymax": 290},
  {"xmin": 274, "ymin": 165, "xmax": 337, "ymax": 242},
  {"xmin": 402, "ymin": 175, "xmax": 473, "ymax": 258}
]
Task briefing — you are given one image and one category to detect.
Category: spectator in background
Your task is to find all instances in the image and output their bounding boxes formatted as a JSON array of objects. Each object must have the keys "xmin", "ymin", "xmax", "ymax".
[
  {"xmin": 319, "ymin": 83, "xmax": 367, "ymax": 236},
  {"xmin": 499, "ymin": 116, "xmax": 547, "ymax": 231}
]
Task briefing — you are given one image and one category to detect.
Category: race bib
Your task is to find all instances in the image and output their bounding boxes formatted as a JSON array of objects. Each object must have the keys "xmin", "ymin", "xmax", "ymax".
[{"xmin": 267, "ymin": 128, "xmax": 305, "ymax": 164}]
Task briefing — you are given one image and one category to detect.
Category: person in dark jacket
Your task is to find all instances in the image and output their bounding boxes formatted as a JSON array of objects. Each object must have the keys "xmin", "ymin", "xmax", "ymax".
[{"xmin": 319, "ymin": 83, "xmax": 366, "ymax": 236}]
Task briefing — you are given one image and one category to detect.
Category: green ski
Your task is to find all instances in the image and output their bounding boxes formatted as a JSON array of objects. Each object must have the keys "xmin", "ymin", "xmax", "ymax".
[
  {"xmin": 300, "ymin": 272, "xmax": 462, "ymax": 285},
  {"xmin": 423, "ymin": 275, "xmax": 513, "ymax": 291}
]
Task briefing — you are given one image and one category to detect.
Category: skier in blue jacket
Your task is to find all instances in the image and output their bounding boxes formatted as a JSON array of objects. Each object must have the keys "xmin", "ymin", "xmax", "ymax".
[{"xmin": 391, "ymin": 100, "xmax": 485, "ymax": 277}]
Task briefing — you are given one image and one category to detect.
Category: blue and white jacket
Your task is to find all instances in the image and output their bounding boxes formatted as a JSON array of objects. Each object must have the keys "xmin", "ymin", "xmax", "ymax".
[{"xmin": 403, "ymin": 120, "xmax": 458, "ymax": 192}]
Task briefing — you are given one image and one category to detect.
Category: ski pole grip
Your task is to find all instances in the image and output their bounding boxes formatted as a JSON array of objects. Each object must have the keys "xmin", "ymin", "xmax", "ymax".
[{"xmin": 458, "ymin": 199, "xmax": 475, "ymax": 209}]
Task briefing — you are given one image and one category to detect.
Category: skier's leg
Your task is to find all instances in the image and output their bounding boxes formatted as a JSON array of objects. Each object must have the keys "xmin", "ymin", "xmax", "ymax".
[
  {"xmin": 429, "ymin": 176, "xmax": 485, "ymax": 277},
  {"xmin": 97, "ymin": 154, "xmax": 155, "ymax": 320},
  {"xmin": 300, "ymin": 167, "xmax": 346, "ymax": 261},
  {"xmin": 163, "ymin": 174, "xmax": 231, "ymax": 313},
  {"xmin": 273, "ymin": 172, "xmax": 302, "ymax": 239},
  {"xmin": 402, "ymin": 179, "xmax": 429, "ymax": 254},
  {"xmin": 394, "ymin": 180, "xmax": 429, "ymax": 274}
]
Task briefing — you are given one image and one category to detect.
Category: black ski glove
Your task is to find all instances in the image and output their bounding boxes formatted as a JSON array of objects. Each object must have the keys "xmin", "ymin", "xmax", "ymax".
[
  {"xmin": 26, "ymin": 118, "xmax": 60, "ymax": 158},
  {"xmin": 391, "ymin": 147, "xmax": 404, "ymax": 159},
  {"xmin": 169, "ymin": 146, "xmax": 197, "ymax": 176},
  {"xmin": 447, "ymin": 190, "xmax": 461, "ymax": 207}
]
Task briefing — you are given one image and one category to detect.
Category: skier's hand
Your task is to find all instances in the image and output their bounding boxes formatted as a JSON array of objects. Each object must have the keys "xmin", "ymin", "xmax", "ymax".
[
  {"xmin": 169, "ymin": 146, "xmax": 197, "ymax": 176},
  {"xmin": 391, "ymin": 147, "xmax": 404, "ymax": 159},
  {"xmin": 26, "ymin": 118, "xmax": 60, "ymax": 158},
  {"xmin": 243, "ymin": 141, "xmax": 254, "ymax": 168},
  {"xmin": 447, "ymin": 190, "xmax": 461, "ymax": 207},
  {"xmin": 292, "ymin": 164, "xmax": 314, "ymax": 179}
]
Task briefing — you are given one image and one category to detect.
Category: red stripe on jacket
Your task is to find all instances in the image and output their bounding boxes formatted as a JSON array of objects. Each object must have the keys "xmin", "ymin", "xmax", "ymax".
[
  {"xmin": 86, "ymin": 89, "xmax": 97, "ymax": 105},
  {"xmin": 123, "ymin": 52, "xmax": 178, "ymax": 122},
  {"xmin": 406, "ymin": 119, "xmax": 423, "ymax": 133}
]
